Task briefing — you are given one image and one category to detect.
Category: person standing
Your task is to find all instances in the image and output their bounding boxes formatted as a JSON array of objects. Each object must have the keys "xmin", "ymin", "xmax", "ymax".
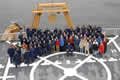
[
  {"xmin": 85, "ymin": 40, "xmax": 90, "ymax": 55},
  {"xmin": 92, "ymin": 39, "xmax": 99, "ymax": 56},
  {"xmin": 79, "ymin": 38, "xmax": 84, "ymax": 53},
  {"xmin": 24, "ymin": 50, "xmax": 31, "ymax": 66},
  {"xmin": 99, "ymin": 42, "xmax": 104, "ymax": 57},
  {"xmin": 37, "ymin": 44, "xmax": 43, "ymax": 56},
  {"xmin": 74, "ymin": 35, "xmax": 80, "ymax": 51},
  {"xmin": 7, "ymin": 44, "xmax": 15, "ymax": 63},
  {"xmin": 47, "ymin": 40, "xmax": 52, "ymax": 54},
  {"xmin": 55, "ymin": 37, "xmax": 60, "ymax": 52},
  {"xmin": 89, "ymin": 40, "xmax": 93, "ymax": 54},
  {"xmin": 51, "ymin": 37, "xmax": 55, "ymax": 53},
  {"xmin": 42, "ymin": 40, "xmax": 47, "ymax": 55},
  {"xmin": 13, "ymin": 50, "xmax": 21, "ymax": 68},
  {"xmin": 59, "ymin": 35, "xmax": 65, "ymax": 51},
  {"xmin": 102, "ymin": 38, "xmax": 107, "ymax": 53}
]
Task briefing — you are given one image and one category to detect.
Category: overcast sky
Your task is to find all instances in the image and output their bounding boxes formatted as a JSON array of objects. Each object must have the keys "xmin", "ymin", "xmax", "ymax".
[{"xmin": 0, "ymin": 0, "xmax": 120, "ymax": 32}]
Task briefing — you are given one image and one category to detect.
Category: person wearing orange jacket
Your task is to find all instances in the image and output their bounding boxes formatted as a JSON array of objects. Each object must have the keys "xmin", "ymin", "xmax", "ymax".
[{"xmin": 99, "ymin": 42, "xmax": 104, "ymax": 57}]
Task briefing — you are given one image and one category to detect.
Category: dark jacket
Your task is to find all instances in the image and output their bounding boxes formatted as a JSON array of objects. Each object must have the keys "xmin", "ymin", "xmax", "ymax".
[
  {"xmin": 8, "ymin": 48, "xmax": 15, "ymax": 57},
  {"xmin": 24, "ymin": 51, "xmax": 31, "ymax": 64},
  {"xmin": 13, "ymin": 53, "xmax": 21, "ymax": 65}
]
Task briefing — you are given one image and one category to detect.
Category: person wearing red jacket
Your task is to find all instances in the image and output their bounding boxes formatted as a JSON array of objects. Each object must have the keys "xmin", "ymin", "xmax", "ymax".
[
  {"xmin": 55, "ymin": 37, "xmax": 60, "ymax": 52},
  {"xmin": 99, "ymin": 42, "xmax": 104, "ymax": 57},
  {"xmin": 69, "ymin": 36, "xmax": 74, "ymax": 48},
  {"xmin": 102, "ymin": 38, "xmax": 107, "ymax": 53}
]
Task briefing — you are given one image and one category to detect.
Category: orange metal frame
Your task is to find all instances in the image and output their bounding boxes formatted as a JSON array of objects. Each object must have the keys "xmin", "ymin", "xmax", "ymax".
[{"xmin": 32, "ymin": 2, "xmax": 75, "ymax": 29}]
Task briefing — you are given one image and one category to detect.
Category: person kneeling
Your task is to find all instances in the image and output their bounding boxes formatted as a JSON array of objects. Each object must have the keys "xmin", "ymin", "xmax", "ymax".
[{"xmin": 66, "ymin": 43, "xmax": 73, "ymax": 56}]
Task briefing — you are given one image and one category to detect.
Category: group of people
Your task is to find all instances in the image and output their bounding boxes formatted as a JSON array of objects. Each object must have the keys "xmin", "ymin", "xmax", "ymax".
[{"xmin": 7, "ymin": 25, "xmax": 108, "ymax": 68}]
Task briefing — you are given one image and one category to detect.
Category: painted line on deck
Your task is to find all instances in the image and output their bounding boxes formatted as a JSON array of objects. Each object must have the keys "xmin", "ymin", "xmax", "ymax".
[
  {"xmin": 107, "ymin": 35, "xmax": 119, "ymax": 45},
  {"xmin": 2, "ymin": 58, "xmax": 15, "ymax": 80},
  {"xmin": 0, "ymin": 76, "xmax": 15, "ymax": 79},
  {"xmin": 92, "ymin": 56, "xmax": 112, "ymax": 80}
]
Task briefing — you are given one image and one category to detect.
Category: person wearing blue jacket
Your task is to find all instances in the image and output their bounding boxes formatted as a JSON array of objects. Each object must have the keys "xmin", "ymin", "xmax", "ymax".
[{"xmin": 59, "ymin": 35, "xmax": 65, "ymax": 51}]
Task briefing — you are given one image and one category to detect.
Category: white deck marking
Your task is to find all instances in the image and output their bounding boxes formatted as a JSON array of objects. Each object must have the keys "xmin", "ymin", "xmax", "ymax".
[
  {"xmin": 30, "ymin": 52, "xmax": 88, "ymax": 80},
  {"xmin": 74, "ymin": 55, "xmax": 93, "ymax": 70},
  {"xmin": 59, "ymin": 75, "xmax": 67, "ymax": 80},
  {"xmin": 9, "ymin": 62, "xmax": 36, "ymax": 68},
  {"xmin": 41, "ymin": 61, "xmax": 51, "ymax": 65},
  {"xmin": 40, "ymin": 57, "xmax": 66, "ymax": 70},
  {"xmin": 0, "ymin": 64, "xmax": 4, "ymax": 69},
  {"xmin": 66, "ymin": 60, "xmax": 71, "ymax": 64},
  {"xmin": 107, "ymin": 35, "xmax": 119, "ymax": 45},
  {"xmin": 112, "ymin": 40, "xmax": 120, "ymax": 52},
  {"xmin": 2, "ymin": 58, "xmax": 15, "ymax": 80},
  {"xmin": 75, "ymin": 74, "xmax": 88, "ymax": 80},
  {"xmin": 107, "ymin": 35, "xmax": 120, "ymax": 52},
  {"xmin": 92, "ymin": 56, "xmax": 112, "ymax": 80},
  {"xmin": 0, "ymin": 76, "xmax": 15, "ymax": 79},
  {"xmin": 111, "ymin": 49, "xmax": 117, "ymax": 53},
  {"xmin": 30, "ymin": 52, "xmax": 112, "ymax": 80}
]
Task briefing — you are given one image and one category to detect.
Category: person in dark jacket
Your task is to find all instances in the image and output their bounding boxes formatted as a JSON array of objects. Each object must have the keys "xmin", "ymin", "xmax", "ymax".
[
  {"xmin": 24, "ymin": 50, "xmax": 31, "ymax": 66},
  {"xmin": 47, "ymin": 40, "xmax": 52, "ymax": 54},
  {"xmin": 74, "ymin": 35, "xmax": 80, "ymax": 51},
  {"xmin": 33, "ymin": 45, "xmax": 39, "ymax": 58},
  {"xmin": 18, "ymin": 34, "xmax": 24, "ymax": 45},
  {"xmin": 7, "ymin": 44, "xmax": 15, "ymax": 63},
  {"xmin": 42, "ymin": 40, "xmax": 47, "ymax": 55},
  {"xmin": 51, "ymin": 38, "xmax": 55, "ymax": 53},
  {"xmin": 29, "ymin": 46, "xmax": 35, "ymax": 62},
  {"xmin": 37, "ymin": 44, "xmax": 43, "ymax": 56},
  {"xmin": 92, "ymin": 40, "xmax": 99, "ymax": 56},
  {"xmin": 66, "ymin": 43, "xmax": 73, "ymax": 56},
  {"xmin": 89, "ymin": 40, "xmax": 93, "ymax": 54},
  {"xmin": 13, "ymin": 50, "xmax": 21, "ymax": 68}
]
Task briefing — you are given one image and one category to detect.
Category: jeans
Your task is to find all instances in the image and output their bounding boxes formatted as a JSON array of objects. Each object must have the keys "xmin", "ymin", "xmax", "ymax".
[
  {"xmin": 93, "ymin": 50, "xmax": 99, "ymax": 56},
  {"xmin": 80, "ymin": 48, "xmax": 83, "ymax": 53}
]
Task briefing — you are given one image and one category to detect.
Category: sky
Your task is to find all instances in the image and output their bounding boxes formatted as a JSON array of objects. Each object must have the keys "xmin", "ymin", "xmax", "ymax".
[{"xmin": 0, "ymin": 0, "xmax": 120, "ymax": 32}]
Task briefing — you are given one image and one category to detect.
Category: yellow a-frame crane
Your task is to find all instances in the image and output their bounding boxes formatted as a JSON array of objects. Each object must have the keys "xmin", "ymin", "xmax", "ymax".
[{"xmin": 32, "ymin": 2, "xmax": 75, "ymax": 29}]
